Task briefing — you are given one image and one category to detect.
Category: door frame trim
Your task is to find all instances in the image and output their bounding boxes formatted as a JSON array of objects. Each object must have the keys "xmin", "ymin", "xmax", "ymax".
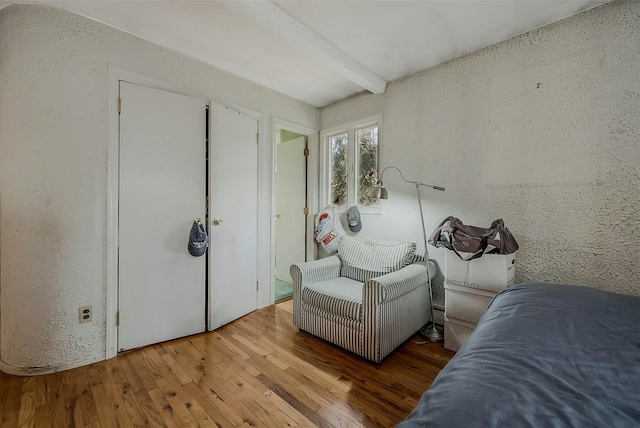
[
  {"xmin": 271, "ymin": 118, "xmax": 318, "ymax": 304},
  {"xmin": 106, "ymin": 65, "xmax": 212, "ymax": 358}
]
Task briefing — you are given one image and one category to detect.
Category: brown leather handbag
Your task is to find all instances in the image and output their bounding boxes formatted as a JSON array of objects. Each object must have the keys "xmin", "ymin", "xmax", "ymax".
[{"xmin": 428, "ymin": 216, "xmax": 519, "ymax": 261}]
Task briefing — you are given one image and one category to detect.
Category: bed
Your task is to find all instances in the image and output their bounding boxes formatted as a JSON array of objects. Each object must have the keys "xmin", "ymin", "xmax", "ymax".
[{"xmin": 398, "ymin": 282, "xmax": 640, "ymax": 427}]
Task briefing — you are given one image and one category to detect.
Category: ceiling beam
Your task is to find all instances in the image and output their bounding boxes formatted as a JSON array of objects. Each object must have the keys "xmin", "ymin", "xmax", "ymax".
[{"xmin": 222, "ymin": 0, "xmax": 387, "ymax": 95}]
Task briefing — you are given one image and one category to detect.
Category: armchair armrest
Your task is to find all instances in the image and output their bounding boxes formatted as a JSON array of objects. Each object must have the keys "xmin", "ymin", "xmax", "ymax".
[
  {"xmin": 363, "ymin": 262, "xmax": 430, "ymax": 303},
  {"xmin": 290, "ymin": 255, "xmax": 342, "ymax": 328},
  {"xmin": 290, "ymin": 255, "xmax": 342, "ymax": 288},
  {"xmin": 361, "ymin": 261, "xmax": 435, "ymax": 362}
]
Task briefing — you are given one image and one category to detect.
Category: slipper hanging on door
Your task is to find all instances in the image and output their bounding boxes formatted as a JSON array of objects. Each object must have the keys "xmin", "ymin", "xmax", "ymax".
[{"xmin": 188, "ymin": 218, "xmax": 208, "ymax": 257}]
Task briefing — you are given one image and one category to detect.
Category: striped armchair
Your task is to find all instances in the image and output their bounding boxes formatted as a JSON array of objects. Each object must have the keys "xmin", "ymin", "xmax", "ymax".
[{"xmin": 290, "ymin": 236, "xmax": 436, "ymax": 363}]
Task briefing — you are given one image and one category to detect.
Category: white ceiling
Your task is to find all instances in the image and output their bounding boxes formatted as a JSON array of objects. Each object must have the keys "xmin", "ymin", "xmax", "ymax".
[{"xmin": 3, "ymin": 0, "xmax": 611, "ymax": 107}]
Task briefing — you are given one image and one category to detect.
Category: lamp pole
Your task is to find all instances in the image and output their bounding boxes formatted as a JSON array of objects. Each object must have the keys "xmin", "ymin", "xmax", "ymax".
[{"xmin": 369, "ymin": 166, "xmax": 445, "ymax": 342}]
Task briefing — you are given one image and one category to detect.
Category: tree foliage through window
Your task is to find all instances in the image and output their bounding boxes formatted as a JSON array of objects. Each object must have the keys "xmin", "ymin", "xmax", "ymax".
[
  {"xmin": 357, "ymin": 127, "xmax": 378, "ymax": 206},
  {"xmin": 325, "ymin": 117, "xmax": 380, "ymax": 211},
  {"xmin": 330, "ymin": 134, "xmax": 348, "ymax": 205}
]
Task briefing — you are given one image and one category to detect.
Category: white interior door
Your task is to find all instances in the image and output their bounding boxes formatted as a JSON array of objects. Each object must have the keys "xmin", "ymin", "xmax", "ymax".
[
  {"xmin": 208, "ymin": 102, "xmax": 258, "ymax": 330},
  {"xmin": 275, "ymin": 136, "xmax": 307, "ymax": 284},
  {"xmin": 118, "ymin": 81, "xmax": 206, "ymax": 351}
]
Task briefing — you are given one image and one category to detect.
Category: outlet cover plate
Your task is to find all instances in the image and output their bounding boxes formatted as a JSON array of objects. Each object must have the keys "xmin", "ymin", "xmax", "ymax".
[{"xmin": 79, "ymin": 305, "xmax": 93, "ymax": 323}]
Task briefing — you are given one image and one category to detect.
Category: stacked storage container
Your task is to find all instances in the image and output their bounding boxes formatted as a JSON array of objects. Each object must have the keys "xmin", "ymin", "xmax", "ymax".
[{"xmin": 444, "ymin": 250, "xmax": 516, "ymax": 351}]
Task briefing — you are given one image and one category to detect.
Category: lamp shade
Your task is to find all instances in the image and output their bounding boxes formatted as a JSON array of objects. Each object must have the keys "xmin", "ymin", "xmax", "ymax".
[{"xmin": 368, "ymin": 182, "xmax": 388, "ymax": 199}]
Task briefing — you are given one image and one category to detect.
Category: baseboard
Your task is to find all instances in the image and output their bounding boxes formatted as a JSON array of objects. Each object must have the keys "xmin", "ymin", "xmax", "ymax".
[{"xmin": 0, "ymin": 352, "xmax": 106, "ymax": 376}]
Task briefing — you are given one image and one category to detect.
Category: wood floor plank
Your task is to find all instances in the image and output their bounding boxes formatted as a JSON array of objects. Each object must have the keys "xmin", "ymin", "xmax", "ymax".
[
  {"xmin": 147, "ymin": 387, "xmax": 183, "ymax": 428},
  {"xmin": 137, "ymin": 393, "xmax": 167, "ymax": 427},
  {"xmin": 160, "ymin": 352, "xmax": 193, "ymax": 386},
  {"xmin": 119, "ymin": 352, "xmax": 152, "ymax": 396},
  {"xmin": 90, "ymin": 381, "xmax": 118, "ymax": 428},
  {"xmin": 228, "ymin": 400, "xmax": 275, "ymax": 428},
  {"xmin": 259, "ymin": 335, "xmax": 351, "ymax": 393},
  {"xmin": 189, "ymin": 371, "xmax": 248, "ymax": 427},
  {"xmin": 230, "ymin": 332, "xmax": 273, "ymax": 358},
  {"xmin": 108, "ymin": 358, "xmax": 149, "ymax": 427},
  {"xmin": 249, "ymin": 356, "xmax": 323, "ymax": 414},
  {"xmin": 0, "ymin": 301, "xmax": 453, "ymax": 427},
  {"xmin": 61, "ymin": 368, "xmax": 84, "ymax": 428},
  {"xmin": 75, "ymin": 366, "xmax": 101, "ymax": 426},
  {"xmin": 0, "ymin": 374, "xmax": 21, "ymax": 428},
  {"xmin": 258, "ymin": 408, "xmax": 298, "ymax": 427},
  {"xmin": 175, "ymin": 341, "xmax": 211, "ymax": 387},
  {"xmin": 182, "ymin": 398, "xmax": 219, "ymax": 428},
  {"xmin": 160, "ymin": 342, "xmax": 202, "ymax": 384},
  {"xmin": 182, "ymin": 380, "xmax": 237, "ymax": 427},
  {"xmin": 119, "ymin": 353, "xmax": 156, "ymax": 417},
  {"xmin": 95, "ymin": 360, "xmax": 135, "ymax": 428},
  {"xmin": 125, "ymin": 349, "xmax": 160, "ymax": 394},
  {"xmin": 285, "ymin": 366, "xmax": 384, "ymax": 427},
  {"xmin": 33, "ymin": 376, "xmax": 52, "ymax": 428},
  {"xmin": 209, "ymin": 331, "xmax": 253, "ymax": 361},
  {"xmin": 47, "ymin": 372, "xmax": 71, "ymax": 428},
  {"xmin": 153, "ymin": 377, "xmax": 199, "ymax": 427},
  {"xmin": 193, "ymin": 357, "xmax": 242, "ymax": 404},
  {"xmin": 33, "ymin": 376, "xmax": 47, "ymax": 408},
  {"xmin": 150, "ymin": 349, "xmax": 195, "ymax": 406},
  {"xmin": 262, "ymin": 387, "xmax": 317, "ymax": 428},
  {"xmin": 255, "ymin": 373, "xmax": 332, "ymax": 428},
  {"xmin": 221, "ymin": 368, "xmax": 280, "ymax": 416},
  {"xmin": 15, "ymin": 376, "xmax": 35, "ymax": 428}
]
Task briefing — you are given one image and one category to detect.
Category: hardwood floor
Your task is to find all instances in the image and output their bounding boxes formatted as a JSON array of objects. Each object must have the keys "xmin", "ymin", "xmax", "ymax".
[{"xmin": 0, "ymin": 300, "xmax": 454, "ymax": 427}]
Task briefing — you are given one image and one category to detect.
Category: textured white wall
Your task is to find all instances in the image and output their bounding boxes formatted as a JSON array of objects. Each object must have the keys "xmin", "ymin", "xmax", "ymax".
[
  {"xmin": 0, "ymin": 4, "xmax": 317, "ymax": 374},
  {"xmin": 321, "ymin": 0, "xmax": 640, "ymax": 304}
]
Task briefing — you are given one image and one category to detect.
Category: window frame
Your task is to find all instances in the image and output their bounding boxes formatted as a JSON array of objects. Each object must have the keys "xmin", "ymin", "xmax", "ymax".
[{"xmin": 319, "ymin": 114, "xmax": 382, "ymax": 215}]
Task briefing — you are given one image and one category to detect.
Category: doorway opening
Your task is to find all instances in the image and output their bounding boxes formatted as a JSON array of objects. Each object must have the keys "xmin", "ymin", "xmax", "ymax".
[{"xmin": 273, "ymin": 121, "xmax": 316, "ymax": 303}]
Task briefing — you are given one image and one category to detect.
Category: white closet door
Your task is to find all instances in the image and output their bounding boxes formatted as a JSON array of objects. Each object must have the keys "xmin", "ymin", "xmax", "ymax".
[
  {"xmin": 208, "ymin": 102, "xmax": 258, "ymax": 329},
  {"xmin": 118, "ymin": 81, "xmax": 206, "ymax": 351}
]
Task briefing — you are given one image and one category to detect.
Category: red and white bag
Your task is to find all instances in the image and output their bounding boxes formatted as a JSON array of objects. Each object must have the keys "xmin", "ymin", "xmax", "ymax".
[{"xmin": 314, "ymin": 207, "xmax": 341, "ymax": 253}]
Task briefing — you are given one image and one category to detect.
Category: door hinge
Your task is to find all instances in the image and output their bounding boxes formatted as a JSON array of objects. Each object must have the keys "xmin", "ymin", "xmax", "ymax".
[
  {"xmin": 256, "ymin": 133, "xmax": 259, "ymax": 144},
  {"xmin": 117, "ymin": 98, "xmax": 121, "ymax": 114},
  {"xmin": 303, "ymin": 207, "xmax": 309, "ymax": 215},
  {"xmin": 303, "ymin": 148, "xmax": 309, "ymax": 156},
  {"xmin": 116, "ymin": 311, "xmax": 120, "ymax": 326},
  {"xmin": 256, "ymin": 281, "xmax": 259, "ymax": 291}
]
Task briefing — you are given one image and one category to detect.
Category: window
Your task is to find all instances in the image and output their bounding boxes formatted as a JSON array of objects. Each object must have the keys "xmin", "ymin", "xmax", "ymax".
[
  {"xmin": 329, "ymin": 133, "xmax": 348, "ymax": 206},
  {"xmin": 321, "ymin": 116, "xmax": 380, "ymax": 213}
]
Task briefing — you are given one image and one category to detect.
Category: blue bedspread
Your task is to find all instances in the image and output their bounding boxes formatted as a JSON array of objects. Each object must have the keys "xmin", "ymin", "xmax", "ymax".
[{"xmin": 398, "ymin": 282, "xmax": 640, "ymax": 427}]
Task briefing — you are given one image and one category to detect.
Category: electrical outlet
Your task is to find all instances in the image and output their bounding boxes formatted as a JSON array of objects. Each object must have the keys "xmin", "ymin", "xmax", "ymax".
[{"xmin": 79, "ymin": 305, "xmax": 93, "ymax": 323}]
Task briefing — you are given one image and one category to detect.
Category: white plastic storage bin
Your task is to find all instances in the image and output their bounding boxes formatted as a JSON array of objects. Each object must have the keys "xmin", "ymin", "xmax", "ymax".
[
  {"xmin": 445, "ymin": 251, "xmax": 515, "ymax": 293},
  {"xmin": 444, "ymin": 315, "xmax": 476, "ymax": 352},
  {"xmin": 444, "ymin": 283, "xmax": 495, "ymax": 324}
]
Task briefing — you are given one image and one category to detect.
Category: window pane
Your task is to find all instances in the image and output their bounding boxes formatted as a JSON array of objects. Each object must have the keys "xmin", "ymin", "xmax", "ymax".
[
  {"xmin": 357, "ymin": 126, "xmax": 378, "ymax": 206},
  {"xmin": 330, "ymin": 133, "xmax": 348, "ymax": 206}
]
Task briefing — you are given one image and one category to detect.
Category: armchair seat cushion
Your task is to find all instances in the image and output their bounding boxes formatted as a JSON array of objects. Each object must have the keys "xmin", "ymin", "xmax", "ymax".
[{"xmin": 302, "ymin": 277, "xmax": 363, "ymax": 321}]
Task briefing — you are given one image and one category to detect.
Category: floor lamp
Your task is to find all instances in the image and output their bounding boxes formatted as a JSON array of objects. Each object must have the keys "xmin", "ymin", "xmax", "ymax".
[{"xmin": 368, "ymin": 166, "xmax": 445, "ymax": 342}]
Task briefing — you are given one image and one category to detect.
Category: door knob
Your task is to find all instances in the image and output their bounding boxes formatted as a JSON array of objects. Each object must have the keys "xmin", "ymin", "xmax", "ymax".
[{"xmin": 212, "ymin": 218, "xmax": 223, "ymax": 226}]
